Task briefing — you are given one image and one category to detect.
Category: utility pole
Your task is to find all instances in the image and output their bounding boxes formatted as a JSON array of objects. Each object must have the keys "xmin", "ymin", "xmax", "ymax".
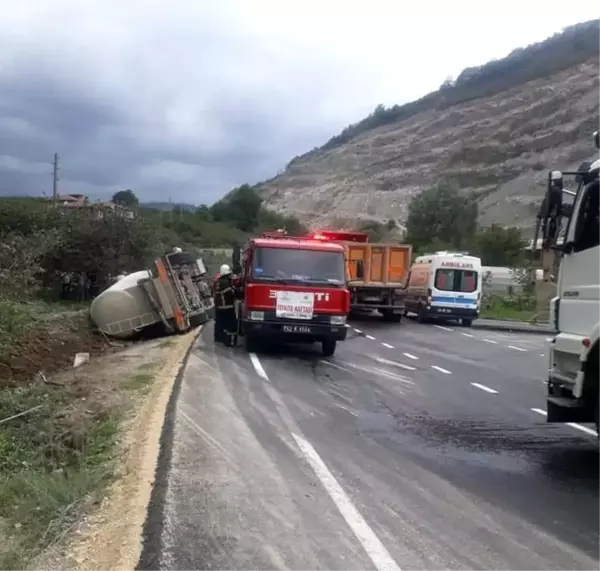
[{"xmin": 52, "ymin": 153, "xmax": 60, "ymax": 203}]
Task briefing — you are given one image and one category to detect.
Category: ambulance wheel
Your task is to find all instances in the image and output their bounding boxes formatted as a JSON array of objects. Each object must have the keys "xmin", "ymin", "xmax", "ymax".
[
  {"xmin": 322, "ymin": 339, "xmax": 337, "ymax": 357},
  {"xmin": 462, "ymin": 319, "xmax": 473, "ymax": 327}
]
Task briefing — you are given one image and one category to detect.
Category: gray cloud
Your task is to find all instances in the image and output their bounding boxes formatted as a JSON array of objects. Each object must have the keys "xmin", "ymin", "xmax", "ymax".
[{"xmin": 0, "ymin": 0, "xmax": 598, "ymax": 205}]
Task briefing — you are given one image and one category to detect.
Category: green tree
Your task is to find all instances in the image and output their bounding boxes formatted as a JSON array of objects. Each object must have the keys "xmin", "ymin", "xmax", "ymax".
[
  {"xmin": 210, "ymin": 184, "xmax": 262, "ymax": 231},
  {"xmin": 474, "ymin": 224, "xmax": 525, "ymax": 266},
  {"xmin": 112, "ymin": 189, "xmax": 139, "ymax": 207},
  {"xmin": 405, "ymin": 181, "xmax": 478, "ymax": 252}
]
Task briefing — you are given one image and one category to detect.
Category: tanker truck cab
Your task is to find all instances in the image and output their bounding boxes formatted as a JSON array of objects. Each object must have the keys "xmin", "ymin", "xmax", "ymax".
[
  {"xmin": 239, "ymin": 233, "xmax": 350, "ymax": 356},
  {"xmin": 405, "ymin": 252, "xmax": 482, "ymax": 326},
  {"xmin": 538, "ymin": 131, "xmax": 599, "ymax": 434}
]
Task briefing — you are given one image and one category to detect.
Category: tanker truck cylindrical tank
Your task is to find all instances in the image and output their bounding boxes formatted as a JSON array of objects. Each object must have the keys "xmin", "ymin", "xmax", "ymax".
[{"xmin": 90, "ymin": 270, "xmax": 160, "ymax": 339}]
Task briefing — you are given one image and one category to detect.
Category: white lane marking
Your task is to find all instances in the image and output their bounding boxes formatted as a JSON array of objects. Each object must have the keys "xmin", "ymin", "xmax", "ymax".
[
  {"xmin": 403, "ymin": 352, "xmax": 418, "ymax": 360},
  {"xmin": 546, "ymin": 337, "xmax": 553, "ymax": 342},
  {"xmin": 470, "ymin": 382, "xmax": 498, "ymax": 394},
  {"xmin": 508, "ymin": 345, "xmax": 527, "ymax": 352},
  {"xmin": 354, "ymin": 328, "xmax": 363, "ymax": 334},
  {"xmin": 483, "ymin": 338, "xmax": 498, "ymax": 344},
  {"xmin": 530, "ymin": 408, "xmax": 598, "ymax": 436},
  {"xmin": 461, "ymin": 332, "xmax": 474, "ymax": 338},
  {"xmin": 371, "ymin": 355, "xmax": 417, "ymax": 371},
  {"xmin": 292, "ymin": 433, "xmax": 402, "ymax": 571},
  {"xmin": 382, "ymin": 342, "xmax": 394, "ymax": 349},
  {"xmin": 434, "ymin": 325, "xmax": 454, "ymax": 332},
  {"xmin": 251, "ymin": 358, "xmax": 401, "ymax": 571},
  {"xmin": 249, "ymin": 352, "xmax": 269, "ymax": 380},
  {"xmin": 431, "ymin": 365, "xmax": 451, "ymax": 375},
  {"xmin": 540, "ymin": 353, "xmax": 545, "ymax": 357},
  {"xmin": 333, "ymin": 403, "xmax": 358, "ymax": 417},
  {"xmin": 366, "ymin": 334, "xmax": 376, "ymax": 340}
]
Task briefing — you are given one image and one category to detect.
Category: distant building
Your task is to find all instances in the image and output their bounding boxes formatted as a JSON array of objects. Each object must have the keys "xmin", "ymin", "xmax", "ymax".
[{"xmin": 52, "ymin": 194, "xmax": 135, "ymax": 220}]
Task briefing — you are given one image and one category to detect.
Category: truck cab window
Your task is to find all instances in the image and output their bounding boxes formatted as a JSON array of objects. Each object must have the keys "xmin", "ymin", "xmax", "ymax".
[{"xmin": 572, "ymin": 182, "xmax": 599, "ymax": 253}]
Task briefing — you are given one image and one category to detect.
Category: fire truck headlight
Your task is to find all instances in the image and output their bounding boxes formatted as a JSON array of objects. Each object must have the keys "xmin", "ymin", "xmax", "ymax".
[
  {"xmin": 330, "ymin": 315, "xmax": 346, "ymax": 325},
  {"xmin": 249, "ymin": 311, "xmax": 264, "ymax": 321}
]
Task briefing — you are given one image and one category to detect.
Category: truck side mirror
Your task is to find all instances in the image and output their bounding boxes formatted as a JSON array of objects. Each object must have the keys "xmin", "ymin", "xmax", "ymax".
[
  {"xmin": 356, "ymin": 260, "xmax": 365, "ymax": 279},
  {"xmin": 232, "ymin": 244, "xmax": 242, "ymax": 274}
]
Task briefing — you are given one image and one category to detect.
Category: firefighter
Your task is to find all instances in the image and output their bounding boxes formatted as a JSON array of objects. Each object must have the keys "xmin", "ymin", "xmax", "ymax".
[{"xmin": 213, "ymin": 264, "xmax": 239, "ymax": 346}]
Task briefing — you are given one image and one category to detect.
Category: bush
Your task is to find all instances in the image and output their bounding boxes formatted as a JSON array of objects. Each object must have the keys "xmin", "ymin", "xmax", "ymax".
[{"xmin": 480, "ymin": 293, "xmax": 537, "ymax": 321}]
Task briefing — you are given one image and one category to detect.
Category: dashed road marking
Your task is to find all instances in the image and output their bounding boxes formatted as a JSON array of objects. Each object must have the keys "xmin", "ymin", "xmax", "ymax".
[
  {"xmin": 471, "ymin": 382, "xmax": 498, "ymax": 394},
  {"xmin": 483, "ymin": 338, "xmax": 498, "ymax": 344},
  {"xmin": 530, "ymin": 408, "xmax": 598, "ymax": 436},
  {"xmin": 249, "ymin": 352, "xmax": 269, "ymax": 380},
  {"xmin": 508, "ymin": 345, "xmax": 527, "ymax": 352},
  {"xmin": 403, "ymin": 352, "xmax": 418, "ymax": 360},
  {"xmin": 461, "ymin": 332, "xmax": 474, "ymax": 338},
  {"xmin": 354, "ymin": 328, "xmax": 363, "ymax": 334},
  {"xmin": 366, "ymin": 334, "xmax": 376, "ymax": 340},
  {"xmin": 434, "ymin": 325, "xmax": 454, "ymax": 332},
  {"xmin": 382, "ymin": 342, "xmax": 394, "ymax": 349},
  {"xmin": 292, "ymin": 434, "xmax": 402, "ymax": 571},
  {"xmin": 371, "ymin": 355, "xmax": 417, "ymax": 371},
  {"xmin": 431, "ymin": 365, "xmax": 451, "ymax": 375}
]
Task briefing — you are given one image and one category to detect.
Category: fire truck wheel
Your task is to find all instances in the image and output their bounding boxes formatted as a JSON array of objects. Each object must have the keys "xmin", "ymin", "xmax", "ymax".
[
  {"xmin": 244, "ymin": 334, "xmax": 258, "ymax": 353},
  {"xmin": 322, "ymin": 339, "xmax": 337, "ymax": 357},
  {"xmin": 595, "ymin": 398, "xmax": 599, "ymax": 438}
]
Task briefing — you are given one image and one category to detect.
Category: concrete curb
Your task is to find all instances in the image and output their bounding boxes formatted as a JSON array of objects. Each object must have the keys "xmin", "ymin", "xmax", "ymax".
[{"xmin": 472, "ymin": 320, "xmax": 555, "ymax": 335}]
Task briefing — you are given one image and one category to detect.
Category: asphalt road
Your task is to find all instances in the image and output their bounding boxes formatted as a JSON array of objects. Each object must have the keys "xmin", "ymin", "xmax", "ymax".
[{"xmin": 139, "ymin": 317, "xmax": 599, "ymax": 571}]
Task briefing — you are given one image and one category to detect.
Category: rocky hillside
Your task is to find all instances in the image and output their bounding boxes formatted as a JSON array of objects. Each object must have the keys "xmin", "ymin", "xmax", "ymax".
[{"xmin": 257, "ymin": 20, "xmax": 600, "ymax": 236}]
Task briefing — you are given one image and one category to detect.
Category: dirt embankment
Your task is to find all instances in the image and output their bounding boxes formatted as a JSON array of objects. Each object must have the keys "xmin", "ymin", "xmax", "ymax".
[
  {"xmin": 0, "ymin": 305, "xmax": 201, "ymax": 570},
  {"xmin": 0, "ymin": 309, "xmax": 121, "ymax": 388}
]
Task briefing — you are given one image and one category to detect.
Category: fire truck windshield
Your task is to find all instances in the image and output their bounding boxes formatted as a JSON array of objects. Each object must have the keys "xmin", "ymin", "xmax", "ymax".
[{"xmin": 252, "ymin": 247, "xmax": 346, "ymax": 285}]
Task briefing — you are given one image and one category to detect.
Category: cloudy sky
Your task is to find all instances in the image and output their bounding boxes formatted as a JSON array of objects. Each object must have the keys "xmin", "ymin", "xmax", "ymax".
[{"xmin": 0, "ymin": 0, "xmax": 597, "ymax": 205}]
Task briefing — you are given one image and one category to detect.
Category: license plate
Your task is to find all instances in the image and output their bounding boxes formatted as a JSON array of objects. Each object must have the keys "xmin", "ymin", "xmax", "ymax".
[{"xmin": 283, "ymin": 325, "xmax": 312, "ymax": 333}]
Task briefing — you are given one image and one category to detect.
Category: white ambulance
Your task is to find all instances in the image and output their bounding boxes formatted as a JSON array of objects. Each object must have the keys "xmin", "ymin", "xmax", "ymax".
[{"xmin": 404, "ymin": 251, "xmax": 482, "ymax": 326}]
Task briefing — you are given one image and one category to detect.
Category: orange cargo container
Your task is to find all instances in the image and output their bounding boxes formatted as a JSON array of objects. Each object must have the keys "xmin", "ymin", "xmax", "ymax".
[{"xmin": 307, "ymin": 231, "xmax": 412, "ymax": 323}]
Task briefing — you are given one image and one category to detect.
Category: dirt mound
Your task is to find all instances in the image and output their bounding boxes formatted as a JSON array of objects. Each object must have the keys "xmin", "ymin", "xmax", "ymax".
[{"xmin": 0, "ymin": 311, "xmax": 123, "ymax": 388}]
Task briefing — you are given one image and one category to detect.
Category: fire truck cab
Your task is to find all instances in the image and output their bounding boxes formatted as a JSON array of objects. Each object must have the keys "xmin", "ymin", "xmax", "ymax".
[{"xmin": 234, "ymin": 231, "xmax": 350, "ymax": 356}]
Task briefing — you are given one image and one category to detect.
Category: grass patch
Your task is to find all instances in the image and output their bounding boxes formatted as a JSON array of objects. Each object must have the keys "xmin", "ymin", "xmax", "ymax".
[
  {"xmin": 0, "ymin": 381, "xmax": 121, "ymax": 569},
  {"xmin": 0, "ymin": 300, "xmax": 35, "ymax": 355},
  {"xmin": 123, "ymin": 373, "xmax": 154, "ymax": 392},
  {"xmin": 480, "ymin": 294, "xmax": 538, "ymax": 322}
]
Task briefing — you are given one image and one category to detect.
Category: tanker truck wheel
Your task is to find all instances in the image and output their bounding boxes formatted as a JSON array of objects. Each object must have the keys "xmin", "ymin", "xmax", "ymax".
[{"xmin": 322, "ymin": 339, "xmax": 337, "ymax": 357}]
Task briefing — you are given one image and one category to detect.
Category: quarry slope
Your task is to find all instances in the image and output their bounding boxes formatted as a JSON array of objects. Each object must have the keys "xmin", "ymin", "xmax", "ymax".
[{"xmin": 258, "ymin": 54, "xmax": 599, "ymax": 236}]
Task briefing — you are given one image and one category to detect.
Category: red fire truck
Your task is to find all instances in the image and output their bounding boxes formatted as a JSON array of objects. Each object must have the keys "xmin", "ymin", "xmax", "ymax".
[{"xmin": 233, "ymin": 231, "xmax": 350, "ymax": 356}]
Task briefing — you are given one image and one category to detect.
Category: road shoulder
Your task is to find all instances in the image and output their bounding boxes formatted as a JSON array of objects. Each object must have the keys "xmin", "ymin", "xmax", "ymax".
[{"xmin": 33, "ymin": 327, "xmax": 202, "ymax": 571}]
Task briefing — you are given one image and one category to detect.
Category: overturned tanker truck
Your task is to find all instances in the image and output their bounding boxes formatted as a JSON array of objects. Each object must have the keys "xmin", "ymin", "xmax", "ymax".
[{"xmin": 90, "ymin": 250, "xmax": 214, "ymax": 339}]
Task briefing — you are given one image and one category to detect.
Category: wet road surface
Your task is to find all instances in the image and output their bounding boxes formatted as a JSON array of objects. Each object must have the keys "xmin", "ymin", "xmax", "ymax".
[{"xmin": 139, "ymin": 318, "xmax": 599, "ymax": 570}]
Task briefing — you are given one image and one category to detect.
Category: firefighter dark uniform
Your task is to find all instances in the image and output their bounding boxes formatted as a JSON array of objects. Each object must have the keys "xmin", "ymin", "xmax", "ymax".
[{"xmin": 213, "ymin": 265, "xmax": 239, "ymax": 346}]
